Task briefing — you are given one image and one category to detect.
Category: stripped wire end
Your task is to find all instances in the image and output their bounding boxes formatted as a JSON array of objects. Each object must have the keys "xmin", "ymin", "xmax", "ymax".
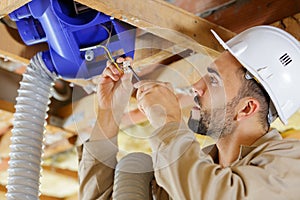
[
  {"xmin": 120, "ymin": 60, "xmax": 141, "ymax": 81},
  {"xmin": 122, "ymin": 60, "xmax": 131, "ymax": 73}
]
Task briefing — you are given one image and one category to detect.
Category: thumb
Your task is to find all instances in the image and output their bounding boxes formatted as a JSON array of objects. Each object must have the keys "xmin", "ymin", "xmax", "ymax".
[{"xmin": 121, "ymin": 71, "xmax": 133, "ymax": 89}]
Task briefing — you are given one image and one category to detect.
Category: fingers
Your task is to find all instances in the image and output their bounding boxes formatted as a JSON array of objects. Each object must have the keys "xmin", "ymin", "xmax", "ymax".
[
  {"xmin": 135, "ymin": 81, "xmax": 157, "ymax": 100},
  {"xmin": 103, "ymin": 57, "xmax": 134, "ymax": 80},
  {"xmin": 102, "ymin": 61, "xmax": 119, "ymax": 81},
  {"xmin": 95, "ymin": 57, "xmax": 134, "ymax": 93},
  {"xmin": 115, "ymin": 56, "xmax": 133, "ymax": 64},
  {"xmin": 134, "ymin": 80, "xmax": 174, "ymax": 100},
  {"xmin": 102, "ymin": 69, "xmax": 119, "ymax": 82},
  {"xmin": 102, "ymin": 57, "xmax": 130, "ymax": 81}
]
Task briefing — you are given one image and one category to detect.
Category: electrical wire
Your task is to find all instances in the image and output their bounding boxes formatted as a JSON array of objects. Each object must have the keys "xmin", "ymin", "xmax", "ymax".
[
  {"xmin": 80, "ymin": 23, "xmax": 123, "ymax": 73},
  {"xmin": 80, "ymin": 22, "xmax": 141, "ymax": 80},
  {"xmin": 97, "ymin": 44, "xmax": 123, "ymax": 73}
]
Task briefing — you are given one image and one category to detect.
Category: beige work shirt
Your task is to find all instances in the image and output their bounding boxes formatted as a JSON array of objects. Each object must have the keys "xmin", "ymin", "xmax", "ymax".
[{"xmin": 78, "ymin": 121, "xmax": 300, "ymax": 200}]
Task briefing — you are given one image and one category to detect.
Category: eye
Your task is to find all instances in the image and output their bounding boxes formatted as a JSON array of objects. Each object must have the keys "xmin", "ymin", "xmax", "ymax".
[{"xmin": 209, "ymin": 74, "xmax": 219, "ymax": 86}]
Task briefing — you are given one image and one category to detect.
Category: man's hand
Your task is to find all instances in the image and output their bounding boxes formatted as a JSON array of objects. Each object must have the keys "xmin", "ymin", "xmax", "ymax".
[
  {"xmin": 90, "ymin": 57, "xmax": 133, "ymax": 141},
  {"xmin": 134, "ymin": 80, "xmax": 181, "ymax": 129}
]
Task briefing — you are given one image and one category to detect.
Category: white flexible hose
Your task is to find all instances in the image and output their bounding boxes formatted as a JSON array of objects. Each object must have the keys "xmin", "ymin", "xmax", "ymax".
[
  {"xmin": 6, "ymin": 53, "xmax": 56, "ymax": 200},
  {"xmin": 113, "ymin": 152, "xmax": 154, "ymax": 200}
]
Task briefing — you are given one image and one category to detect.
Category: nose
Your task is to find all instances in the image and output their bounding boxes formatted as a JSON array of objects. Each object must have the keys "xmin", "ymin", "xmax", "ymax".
[{"xmin": 192, "ymin": 77, "xmax": 206, "ymax": 97}]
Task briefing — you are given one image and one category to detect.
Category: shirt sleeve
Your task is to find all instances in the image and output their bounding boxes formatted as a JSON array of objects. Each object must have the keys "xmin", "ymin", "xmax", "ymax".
[
  {"xmin": 149, "ymin": 121, "xmax": 300, "ymax": 200},
  {"xmin": 77, "ymin": 136, "xmax": 118, "ymax": 200}
]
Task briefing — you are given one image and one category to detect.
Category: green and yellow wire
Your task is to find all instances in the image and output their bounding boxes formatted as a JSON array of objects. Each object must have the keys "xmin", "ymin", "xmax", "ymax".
[{"xmin": 97, "ymin": 44, "xmax": 123, "ymax": 74}]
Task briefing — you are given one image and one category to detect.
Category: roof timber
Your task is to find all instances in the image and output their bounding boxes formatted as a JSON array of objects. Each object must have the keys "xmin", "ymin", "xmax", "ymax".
[
  {"xmin": 172, "ymin": 0, "xmax": 234, "ymax": 16},
  {"xmin": 0, "ymin": 0, "xmax": 235, "ymax": 65},
  {"xmin": 204, "ymin": 0, "xmax": 300, "ymax": 33},
  {"xmin": 0, "ymin": 0, "xmax": 235, "ymax": 57},
  {"xmin": 0, "ymin": 22, "xmax": 48, "ymax": 64},
  {"xmin": 271, "ymin": 13, "xmax": 300, "ymax": 41},
  {"xmin": 0, "ymin": 0, "xmax": 31, "ymax": 17},
  {"xmin": 75, "ymin": 0, "xmax": 235, "ymax": 56}
]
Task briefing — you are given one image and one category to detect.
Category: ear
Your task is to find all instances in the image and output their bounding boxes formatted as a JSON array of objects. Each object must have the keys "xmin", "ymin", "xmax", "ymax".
[{"xmin": 236, "ymin": 98, "xmax": 260, "ymax": 121}]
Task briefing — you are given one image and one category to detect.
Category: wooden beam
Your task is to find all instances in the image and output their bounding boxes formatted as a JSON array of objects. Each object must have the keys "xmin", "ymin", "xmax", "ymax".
[
  {"xmin": 0, "ymin": 100, "xmax": 15, "ymax": 113},
  {"xmin": 75, "ymin": 0, "xmax": 235, "ymax": 56},
  {"xmin": 172, "ymin": 0, "xmax": 234, "ymax": 15},
  {"xmin": 0, "ymin": 23, "xmax": 48, "ymax": 64},
  {"xmin": 145, "ymin": 52, "xmax": 215, "ymax": 87},
  {"xmin": 0, "ymin": 0, "xmax": 31, "ymax": 16},
  {"xmin": 204, "ymin": 0, "xmax": 300, "ymax": 33},
  {"xmin": 133, "ymin": 32, "xmax": 190, "ymax": 74},
  {"xmin": 0, "ymin": 0, "xmax": 234, "ymax": 66},
  {"xmin": 271, "ymin": 13, "xmax": 300, "ymax": 41},
  {"xmin": 43, "ymin": 165, "xmax": 78, "ymax": 180},
  {"xmin": 0, "ymin": 67, "xmax": 21, "ymax": 108},
  {"xmin": 134, "ymin": 32, "xmax": 174, "ymax": 63}
]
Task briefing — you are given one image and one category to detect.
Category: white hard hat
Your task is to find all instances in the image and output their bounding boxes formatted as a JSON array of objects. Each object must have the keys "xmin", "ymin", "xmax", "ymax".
[{"xmin": 211, "ymin": 25, "xmax": 300, "ymax": 125}]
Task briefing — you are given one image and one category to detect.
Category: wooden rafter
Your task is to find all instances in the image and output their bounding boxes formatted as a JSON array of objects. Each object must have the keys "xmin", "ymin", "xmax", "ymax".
[
  {"xmin": 0, "ymin": 0, "xmax": 235, "ymax": 59},
  {"xmin": 271, "ymin": 13, "xmax": 300, "ymax": 41},
  {"xmin": 0, "ymin": 22, "xmax": 48, "ymax": 64},
  {"xmin": 204, "ymin": 0, "xmax": 300, "ymax": 33},
  {"xmin": 172, "ymin": 0, "xmax": 234, "ymax": 15},
  {"xmin": 0, "ymin": 0, "xmax": 31, "ymax": 17},
  {"xmin": 75, "ymin": 0, "xmax": 235, "ymax": 56}
]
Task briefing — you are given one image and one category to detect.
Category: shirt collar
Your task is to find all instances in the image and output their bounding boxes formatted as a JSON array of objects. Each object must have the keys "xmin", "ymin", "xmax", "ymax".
[
  {"xmin": 203, "ymin": 129, "xmax": 282, "ymax": 162},
  {"xmin": 239, "ymin": 129, "xmax": 282, "ymax": 158}
]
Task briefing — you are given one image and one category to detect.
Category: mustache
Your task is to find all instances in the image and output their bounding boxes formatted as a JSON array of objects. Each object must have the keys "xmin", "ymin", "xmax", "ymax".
[{"xmin": 194, "ymin": 95, "xmax": 201, "ymax": 107}]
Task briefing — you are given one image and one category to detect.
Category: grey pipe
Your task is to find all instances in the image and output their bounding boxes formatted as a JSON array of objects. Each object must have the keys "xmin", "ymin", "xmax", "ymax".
[
  {"xmin": 113, "ymin": 152, "xmax": 154, "ymax": 200},
  {"xmin": 6, "ymin": 53, "xmax": 56, "ymax": 200}
]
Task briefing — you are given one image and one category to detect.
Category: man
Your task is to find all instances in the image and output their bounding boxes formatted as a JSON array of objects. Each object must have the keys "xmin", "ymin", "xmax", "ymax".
[{"xmin": 78, "ymin": 26, "xmax": 300, "ymax": 199}]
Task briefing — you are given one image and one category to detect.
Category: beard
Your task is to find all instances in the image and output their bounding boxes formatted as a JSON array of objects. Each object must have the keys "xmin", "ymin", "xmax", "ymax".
[{"xmin": 188, "ymin": 96, "xmax": 238, "ymax": 140}]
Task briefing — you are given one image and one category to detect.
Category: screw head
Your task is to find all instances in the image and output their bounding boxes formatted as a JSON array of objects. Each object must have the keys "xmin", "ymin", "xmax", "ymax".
[{"xmin": 85, "ymin": 50, "xmax": 95, "ymax": 61}]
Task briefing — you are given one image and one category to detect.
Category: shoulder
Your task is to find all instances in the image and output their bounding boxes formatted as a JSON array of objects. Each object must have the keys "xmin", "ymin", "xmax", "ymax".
[
  {"xmin": 253, "ymin": 138, "xmax": 300, "ymax": 160},
  {"xmin": 265, "ymin": 138, "xmax": 300, "ymax": 149}
]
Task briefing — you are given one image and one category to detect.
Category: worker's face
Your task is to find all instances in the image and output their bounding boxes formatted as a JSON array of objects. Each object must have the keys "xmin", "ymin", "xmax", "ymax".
[{"xmin": 188, "ymin": 51, "xmax": 243, "ymax": 139}]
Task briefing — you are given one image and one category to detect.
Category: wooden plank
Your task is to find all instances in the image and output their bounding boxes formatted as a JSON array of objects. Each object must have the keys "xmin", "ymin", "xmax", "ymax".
[
  {"xmin": 144, "ymin": 52, "xmax": 215, "ymax": 87},
  {"xmin": 0, "ymin": 67, "xmax": 21, "ymax": 109},
  {"xmin": 271, "ymin": 13, "xmax": 300, "ymax": 41},
  {"xmin": 75, "ymin": 0, "xmax": 235, "ymax": 56},
  {"xmin": 204, "ymin": 0, "xmax": 300, "ymax": 33},
  {"xmin": 43, "ymin": 165, "xmax": 78, "ymax": 179},
  {"xmin": 134, "ymin": 44, "xmax": 186, "ymax": 69},
  {"xmin": 134, "ymin": 32, "xmax": 174, "ymax": 63},
  {"xmin": 0, "ymin": 23, "xmax": 48, "ymax": 64},
  {"xmin": 0, "ymin": 0, "xmax": 31, "ymax": 16},
  {"xmin": 0, "ymin": 57, "xmax": 27, "ymax": 74},
  {"xmin": 133, "ymin": 32, "xmax": 189, "ymax": 73},
  {"xmin": 0, "ymin": 0, "xmax": 233, "ymax": 66},
  {"xmin": 44, "ymin": 138, "xmax": 74, "ymax": 158},
  {"xmin": 0, "ymin": 100, "xmax": 15, "ymax": 113},
  {"xmin": 172, "ymin": 0, "xmax": 234, "ymax": 15},
  {"xmin": 0, "ymin": 184, "xmax": 6, "ymax": 193},
  {"xmin": 0, "ymin": 191, "xmax": 5, "ymax": 199}
]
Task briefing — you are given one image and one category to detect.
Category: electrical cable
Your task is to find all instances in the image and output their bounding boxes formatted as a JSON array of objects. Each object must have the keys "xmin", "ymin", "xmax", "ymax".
[
  {"xmin": 80, "ymin": 22, "xmax": 141, "ymax": 80},
  {"xmin": 80, "ymin": 23, "xmax": 124, "ymax": 73}
]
